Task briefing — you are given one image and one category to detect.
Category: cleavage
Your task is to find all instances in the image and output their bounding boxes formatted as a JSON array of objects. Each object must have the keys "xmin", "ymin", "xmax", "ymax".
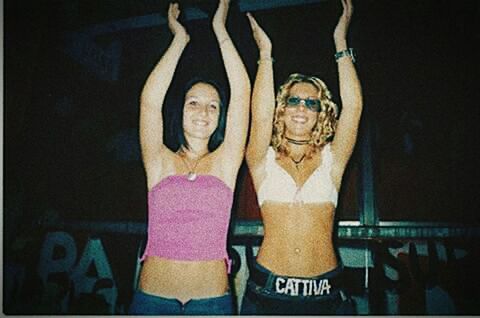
[{"xmin": 275, "ymin": 154, "xmax": 322, "ymax": 189}]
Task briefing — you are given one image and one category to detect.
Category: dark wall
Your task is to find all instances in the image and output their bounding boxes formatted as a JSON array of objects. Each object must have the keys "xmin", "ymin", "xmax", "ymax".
[{"xmin": 4, "ymin": 0, "xmax": 480, "ymax": 233}]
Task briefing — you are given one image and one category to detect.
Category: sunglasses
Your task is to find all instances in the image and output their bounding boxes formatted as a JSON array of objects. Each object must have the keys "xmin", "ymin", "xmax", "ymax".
[{"xmin": 286, "ymin": 96, "xmax": 321, "ymax": 112}]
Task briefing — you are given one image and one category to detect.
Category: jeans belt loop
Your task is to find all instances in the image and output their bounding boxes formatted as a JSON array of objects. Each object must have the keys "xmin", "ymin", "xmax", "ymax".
[{"xmin": 265, "ymin": 271, "xmax": 276, "ymax": 291}]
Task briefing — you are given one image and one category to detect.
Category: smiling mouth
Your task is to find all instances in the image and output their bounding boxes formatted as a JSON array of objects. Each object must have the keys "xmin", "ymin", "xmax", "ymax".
[
  {"xmin": 291, "ymin": 116, "xmax": 307, "ymax": 124},
  {"xmin": 192, "ymin": 120, "xmax": 209, "ymax": 126}
]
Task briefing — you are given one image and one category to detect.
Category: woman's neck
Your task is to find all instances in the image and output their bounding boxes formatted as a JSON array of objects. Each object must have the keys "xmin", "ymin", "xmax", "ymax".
[
  {"xmin": 181, "ymin": 138, "xmax": 209, "ymax": 159},
  {"xmin": 288, "ymin": 142, "xmax": 309, "ymax": 158},
  {"xmin": 285, "ymin": 134, "xmax": 311, "ymax": 157}
]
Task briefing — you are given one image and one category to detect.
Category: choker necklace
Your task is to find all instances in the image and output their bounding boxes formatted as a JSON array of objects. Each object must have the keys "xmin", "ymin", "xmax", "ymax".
[
  {"xmin": 178, "ymin": 150, "xmax": 209, "ymax": 181},
  {"xmin": 290, "ymin": 154, "xmax": 306, "ymax": 170},
  {"xmin": 286, "ymin": 137, "xmax": 310, "ymax": 145}
]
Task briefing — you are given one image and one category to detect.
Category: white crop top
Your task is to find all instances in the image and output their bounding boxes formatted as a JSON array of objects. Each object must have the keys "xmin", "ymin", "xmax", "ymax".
[{"xmin": 257, "ymin": 144, "xmax": 338, "ymax": 207}]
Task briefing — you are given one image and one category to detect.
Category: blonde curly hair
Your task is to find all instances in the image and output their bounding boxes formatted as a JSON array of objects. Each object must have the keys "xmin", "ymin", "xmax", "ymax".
[{"xmin": 272, "ymin": 73, "xmax": 338, "ymax": 158}]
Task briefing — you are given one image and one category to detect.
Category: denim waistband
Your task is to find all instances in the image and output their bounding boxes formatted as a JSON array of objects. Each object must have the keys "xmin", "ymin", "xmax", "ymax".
[
  {"xmin": 129, "ymin": 290, "xmax": 234, "ymax": 315},
  {"xmin": 247, "ymin": 261, "xmax": 346, "ymax": 300},
  {"xmin": 135, "ymin": 289, "xmax": 231, "ymax": 304}
]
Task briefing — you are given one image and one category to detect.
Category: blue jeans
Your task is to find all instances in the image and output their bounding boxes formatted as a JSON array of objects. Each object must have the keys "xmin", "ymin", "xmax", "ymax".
[
  {"xmin": 128, "ymin": 290, "xmax": 234, "ymax": 315},
  {"xmin": 240, "ymin": 261, "xmax": 356, "ymax": 315},
  {"xmin": 241, "ymin": 289, "xmax": 355, "ymax": 315}
]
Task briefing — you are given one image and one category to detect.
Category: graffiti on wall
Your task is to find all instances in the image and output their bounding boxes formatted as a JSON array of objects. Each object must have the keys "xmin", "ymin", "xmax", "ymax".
[
  {"xmin": 4, "ymin": 231, "xmax": 139, "ymax": 314},
  {"xmin": 369, "ymin": 239, "xmax": 478, "ymax": 315},
  {"xmin": 3, "ymin": 231, "xmax": 479, "ymax": 314}
]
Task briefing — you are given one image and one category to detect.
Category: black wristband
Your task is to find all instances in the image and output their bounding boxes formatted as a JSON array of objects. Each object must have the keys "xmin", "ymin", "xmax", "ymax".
[{"xmin": 334, "ymin": 48, "xmax": 356, "ymax": 63}]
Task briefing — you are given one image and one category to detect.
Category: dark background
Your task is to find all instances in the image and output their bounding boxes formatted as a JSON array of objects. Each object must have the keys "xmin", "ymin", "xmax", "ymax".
[{"xmin": 4, "ymin": 0, "xmax": 480, "ymax": 242}]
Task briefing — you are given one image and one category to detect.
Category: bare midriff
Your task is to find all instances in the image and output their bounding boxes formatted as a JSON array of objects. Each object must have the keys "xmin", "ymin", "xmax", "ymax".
[
  {"xmin": 256, "ymin": 201, "xmax": 338, "ymax": 277},
  {"xmin": 138, "ymin": 257, "xmax": 229, "ymax": 304}
]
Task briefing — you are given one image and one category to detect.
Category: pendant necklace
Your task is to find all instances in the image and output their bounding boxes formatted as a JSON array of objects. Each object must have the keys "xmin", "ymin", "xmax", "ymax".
[
  {"xmin": 179, "ymin": 150, "xmax": 209, "ymax": 181},
  {"xmin": 290, "ymin": 154, "xmax": 306, "ymax": 204},
  {"xmin": 290, "ymin": 154, "xmax": 306, "ymax": 170}
]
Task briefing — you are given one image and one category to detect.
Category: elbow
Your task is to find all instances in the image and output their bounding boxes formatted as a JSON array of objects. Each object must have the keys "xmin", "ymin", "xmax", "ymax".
[
  {"xmin": 139, "ymin": 91, "xmax": 150, "ymax": 108},
  {"xmin": 341, "ymin": 91, "xmax": 363, "ymax": 113},
  {"xmin": 244, "ymin": 74, "xmax": 252, "ymax": 92},
  {"xmin": 235, "ymin": 79, "xmax": 252, "ymax": 98},
  {"xmin": 245, "ymin": 148, "xmax": 254, "ymax": 168},
  {"xmin": 140, "ymin": 90, "xmax": 153, "ymax": 106},
  {"xmin": 355, "ymin": 100, "xmax": 363, "ymax": 113},
  {"xmin": 140, "ymin": 91, "xmax": 162, "ymax": 110}
]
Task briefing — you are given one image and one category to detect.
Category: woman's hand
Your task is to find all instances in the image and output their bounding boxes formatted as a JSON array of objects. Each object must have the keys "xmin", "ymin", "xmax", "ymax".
[
  {"xmin": 213, "ymin": 0, "xmax": 230, "ymax": 31},
  {"xmin": 168, "ymin": 3, "xmax": 189, "ymax": 43},
  {"xmin": 333, "ymin": 0, "xmax": 353, "ymax": 46},
  {"xmin": 246, "ymin": 12, "xmax": 272, "ymax": 55}
]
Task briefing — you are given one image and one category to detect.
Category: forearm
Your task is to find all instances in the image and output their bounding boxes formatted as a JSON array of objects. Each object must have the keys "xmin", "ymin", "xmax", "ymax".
[
  {"xmin": 328, "ymin": 0, "xmax": 362, "ymax": 170},
  {"xmin": 333, "ymin": 0, "xmax": 361, "ymax": 111},
  {"xmin": 335, "ymin": 40, "xmax": 362, "ymax": 111},
  {"xmin": 139, "ymin": 35, "xmax": 188, "ymax": 159},
  {"xmin": 141, "ymin": 35, "xmax": 189, "ymax": 106},
  {"xmin": 246, "ymin": 49, "xmax": 275, "ymax": 162},
  {"xmin": 214, "ymin": 28, "xmax": 250, "ymax": 102},
  {"xmin": 252, "ymin": 47, "xmax": 275, "ymax": 122},
  {"xmin": 331, "ymin": 38, "xmax": 363, "ymax": 160}
]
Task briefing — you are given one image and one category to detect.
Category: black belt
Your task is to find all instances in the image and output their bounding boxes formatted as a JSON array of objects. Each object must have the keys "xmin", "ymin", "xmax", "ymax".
[
  {"xmin": 248, "ymin": 262, "xmax": 346, "ymax": 299},
  {"xmin": 245, "ymin": 283, "xmax": 346, "ymax": 305}
]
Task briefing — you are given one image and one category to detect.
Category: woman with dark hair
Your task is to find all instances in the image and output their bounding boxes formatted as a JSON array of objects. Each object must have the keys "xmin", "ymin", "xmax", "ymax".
[
  {"xmin": 242, "ymin": 0, "xmax": 362, "ymax": 314},
  {"xmin": 170, "ymin": 78, "xmax": 228, "ymax": 153},
  {"xmin": 128, "ymin": 0, "xmax": 250, "ymax": 315}
]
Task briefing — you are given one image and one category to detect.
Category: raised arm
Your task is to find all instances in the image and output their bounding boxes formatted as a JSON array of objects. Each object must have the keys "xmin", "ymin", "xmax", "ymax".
[
  {"xmin": 330, "ymin": 0, "xmax": 363, "ymax": 180},
  {"xmin": 140, "ymin": 3, "xmax": 189, "ymax": 182},
  {"xmin": 245, "ymin": 13, "xmax": 276, "ymax": 173},
  {"xmin": 212, "ymin": 0, "xmax": 251, "ymax": 169}
]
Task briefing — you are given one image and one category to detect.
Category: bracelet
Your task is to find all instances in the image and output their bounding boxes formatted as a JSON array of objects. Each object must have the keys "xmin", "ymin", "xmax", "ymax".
[
  {"xmin": 334, "ymin": 48, "xmax": 356, "ymax": 63},
  {"xmin": 219, "ymin": 38, "xmax": 230, "ymax": 46},
  {"xmin": 257, "ymin": 57, "xmax": 275, "ymax": 64}
]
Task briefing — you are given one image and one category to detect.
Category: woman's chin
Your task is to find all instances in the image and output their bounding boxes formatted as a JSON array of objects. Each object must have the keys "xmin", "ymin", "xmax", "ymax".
[
  {"xmin": 286, "ymin": 130, "xmax": 312, "ymax": 140},
  {"xmin": 185, "ymin": 130, "xmax": 214, "ymax": 141}
]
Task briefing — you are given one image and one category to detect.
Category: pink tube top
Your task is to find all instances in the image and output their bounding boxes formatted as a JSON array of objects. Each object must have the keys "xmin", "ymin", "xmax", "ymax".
[{"xmin": 141, "ymin": 175, "xmax": 234, "ymax": 272}]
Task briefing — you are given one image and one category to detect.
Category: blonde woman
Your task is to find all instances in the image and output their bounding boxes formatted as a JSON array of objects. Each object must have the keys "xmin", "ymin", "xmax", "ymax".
[
  {"xmin": 128, "ymin": 0, "xmax": 250, "ymax": 314},
  {"xmin": 243, "ymin": 0, "xmax": 362, "ymax": 314}
]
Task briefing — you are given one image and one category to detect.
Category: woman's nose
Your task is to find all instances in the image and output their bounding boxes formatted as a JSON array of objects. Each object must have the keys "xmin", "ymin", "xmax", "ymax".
[
  {"xmin": 198, "ymin": 104, "xmax": 209, "ymax": 116},
  {"xmin": 297, "ymin": 101, "xmax": 308, "ymax": 111}
]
